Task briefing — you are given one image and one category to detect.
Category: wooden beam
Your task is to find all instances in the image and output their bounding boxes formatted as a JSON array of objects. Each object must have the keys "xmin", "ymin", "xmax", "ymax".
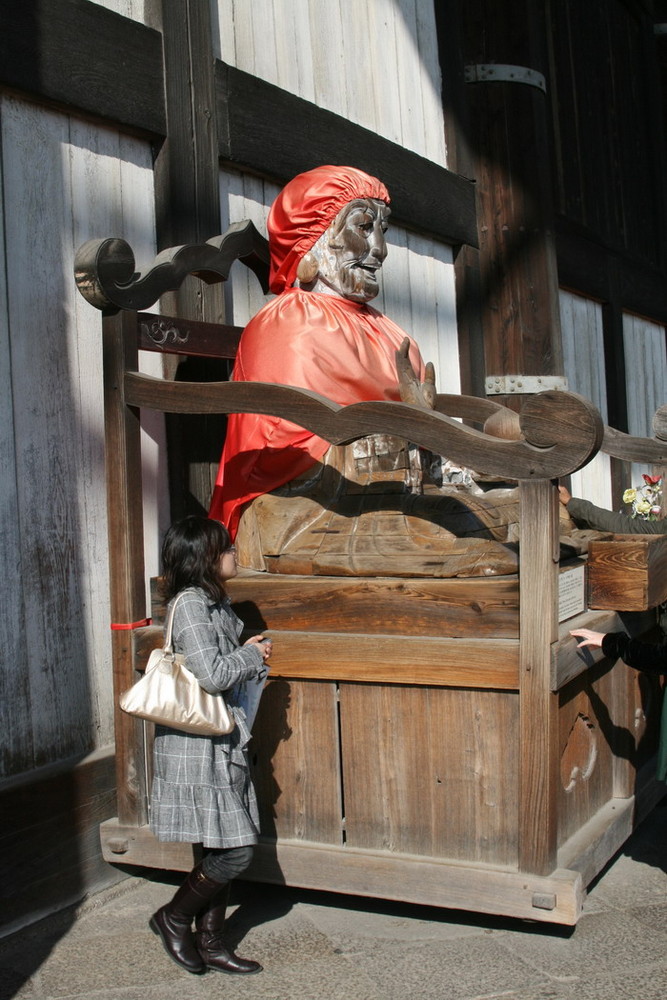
[
  {"xmin": 0, "ymin": 0, "xmax": 165, "ymax": 137},
  {"xmin": 556, "ymin": 222, "xmax": 667, "ymax": 327},
  {"xmin": 215, "ymin": 61, "xmax": 478, "ymax": 249},
  {"xmin": 134, "ymin": 627, "xmax": 521, "ymax": 690}
]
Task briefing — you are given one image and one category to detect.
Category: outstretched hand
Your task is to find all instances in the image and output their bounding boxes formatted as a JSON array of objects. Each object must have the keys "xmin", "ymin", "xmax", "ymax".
[
  {"xmin": 396, "ymin": 338, "xmax": 436, "ymax": 409},
  {"xmin": 570, "ymin": 628, "xmax": 605, "ymax": 650}
]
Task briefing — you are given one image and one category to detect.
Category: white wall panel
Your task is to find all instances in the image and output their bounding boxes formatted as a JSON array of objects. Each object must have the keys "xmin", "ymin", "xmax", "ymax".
[
  {"xmin": 623, "ymin": 312, "xmax": 667, "ymax": 485},
  {"xmin": 559, "ymin": 289, "xmax": 612, "ymax": 509},
  {"xmin": 215, "ymin": 0, "xmax": 447, "ymax": 165}
]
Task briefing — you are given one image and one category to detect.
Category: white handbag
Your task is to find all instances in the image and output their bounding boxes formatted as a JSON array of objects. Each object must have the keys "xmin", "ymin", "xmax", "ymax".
[{"xmin": 119, "ymin": 592, "xmax": 235, "ymax": 735}]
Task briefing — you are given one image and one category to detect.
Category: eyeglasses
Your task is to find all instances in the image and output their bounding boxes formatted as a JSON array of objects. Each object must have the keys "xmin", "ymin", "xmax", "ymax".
[{"xmin": 225, "ymin": 545, "xmax": 236, "ymax": 554}]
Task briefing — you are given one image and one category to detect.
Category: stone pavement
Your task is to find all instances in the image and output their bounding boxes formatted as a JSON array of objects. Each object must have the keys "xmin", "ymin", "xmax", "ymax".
[{"xmin": 2, "ymin": 800, "xmax": 667, "ymax": 1000}]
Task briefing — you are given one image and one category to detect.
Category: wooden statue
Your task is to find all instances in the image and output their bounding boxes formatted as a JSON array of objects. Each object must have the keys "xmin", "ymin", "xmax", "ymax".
[{"xmin": 209, "ymin": 165, "xmax": 583, "ymax": 578}]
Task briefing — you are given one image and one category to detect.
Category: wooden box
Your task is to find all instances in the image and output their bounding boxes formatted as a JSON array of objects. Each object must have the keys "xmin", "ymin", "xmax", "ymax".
[{"xmin": 587, "ymin": 534, "xmax": 667, "ymax": 610}]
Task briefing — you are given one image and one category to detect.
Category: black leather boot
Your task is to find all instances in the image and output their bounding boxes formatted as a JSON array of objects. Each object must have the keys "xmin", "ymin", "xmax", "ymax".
[
  {"xmin": 149, "ymin": 864, "xmax": 224, "ymax": 974},
  {"xmin": 195, "ymin": 884, "xmax": 263, "ymax": 974}
]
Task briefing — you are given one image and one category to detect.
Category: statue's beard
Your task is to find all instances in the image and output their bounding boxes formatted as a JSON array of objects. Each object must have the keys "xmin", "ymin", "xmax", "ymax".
[{"xmin": 315, "ymin": 252, "xmax": 381, "ymax": 303}]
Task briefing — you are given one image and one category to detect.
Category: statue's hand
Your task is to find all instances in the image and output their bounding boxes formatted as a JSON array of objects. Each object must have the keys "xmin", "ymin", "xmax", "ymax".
[{"xmin": 396, "ymin": 338, "xmax": 436, "ymax": 409}]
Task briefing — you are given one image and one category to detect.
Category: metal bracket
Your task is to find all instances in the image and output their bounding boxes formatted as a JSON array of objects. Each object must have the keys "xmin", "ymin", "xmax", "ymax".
[
  {"xmin": 465, "ymin": 63, "xmax": 547, "ymax": 94},
  {"xmin": 486, "ymin": 375, "xmax": 568, "ymax": 395}
]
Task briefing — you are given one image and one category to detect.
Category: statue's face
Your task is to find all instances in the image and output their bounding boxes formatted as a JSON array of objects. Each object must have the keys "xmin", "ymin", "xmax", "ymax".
[{"xmin": 312, "ymin": 198, "xmax": 390, "ymax": 303}]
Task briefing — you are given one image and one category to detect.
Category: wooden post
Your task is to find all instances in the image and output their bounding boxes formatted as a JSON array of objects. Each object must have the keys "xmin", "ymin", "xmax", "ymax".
[
  {"xmin": 102, "ymin": 311, "xmax": 149, "ymax": 826},
  {"xmin": 519, "ymin": 479, "xmax": 559, "ymax": 875},
  {"xmin": 453, "ymin": 0, "xmax": 563, "ymax": 402},
  {"xmin": 148, "ymin": 0, "xmax": 223, "ymax": 325}
]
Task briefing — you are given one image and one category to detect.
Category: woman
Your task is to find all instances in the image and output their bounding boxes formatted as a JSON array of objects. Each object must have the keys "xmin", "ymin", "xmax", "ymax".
[{"xmin": 149, "ymin": 515, "xmax": 271, "ymax": 976}]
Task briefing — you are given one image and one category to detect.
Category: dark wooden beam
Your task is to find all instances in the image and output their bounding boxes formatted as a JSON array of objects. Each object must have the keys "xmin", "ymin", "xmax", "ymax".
[
  {"xmin": 556, "ymin": 222, "xmax": 667, "ymax": 325},
  {"xmin": 0, "ymin": 0, "xmax": 165, "ymax": 137},
  {"xmin": 215, "ymin": 61, "xmax": 478, "ymax": 249},
  {"xmin": 153, "ymin": 0, "xmax": 221, "ymax": 254}
]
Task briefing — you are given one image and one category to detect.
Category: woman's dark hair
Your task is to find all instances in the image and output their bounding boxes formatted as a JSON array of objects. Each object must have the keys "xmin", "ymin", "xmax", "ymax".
[{"xmin": 160, "ymin": 516, "xmax": 231, "ymax": 603}]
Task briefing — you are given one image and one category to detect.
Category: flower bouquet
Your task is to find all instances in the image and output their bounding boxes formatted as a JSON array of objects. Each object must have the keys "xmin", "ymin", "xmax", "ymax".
[{"xmin": 622, "ymin": 474, "xmax": 663, "ymax": 520}]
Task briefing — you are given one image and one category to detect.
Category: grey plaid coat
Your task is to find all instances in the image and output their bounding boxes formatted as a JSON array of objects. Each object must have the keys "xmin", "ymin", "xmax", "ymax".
[{"xmin": 149, "ymin": 586, "xmax": 264, "ymax": 848}]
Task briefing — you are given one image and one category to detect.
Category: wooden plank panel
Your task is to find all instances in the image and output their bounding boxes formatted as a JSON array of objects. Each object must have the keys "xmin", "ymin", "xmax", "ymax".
[
  {"xmin": 227, "ymin": 572, "xmax": 520, "ymax": 639},
  {"xmin": 557, "ymin": 663, "xmax": 617, "ymax": 847},
  {"xmin": 250, "ymin": 678, "xmax": 342, "ymax": 844},
  {"xmin": 340, "ymin": 684, "xmax": 519, "ymax": 865}
]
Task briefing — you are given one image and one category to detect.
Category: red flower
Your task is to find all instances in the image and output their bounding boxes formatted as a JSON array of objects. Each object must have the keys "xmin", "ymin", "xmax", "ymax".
[{"xmin": 642, "ymin": 474, "xmax": 662, "ymax": 485}]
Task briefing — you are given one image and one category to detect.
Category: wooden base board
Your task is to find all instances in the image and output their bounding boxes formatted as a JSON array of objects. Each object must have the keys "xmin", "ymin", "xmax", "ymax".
[
  {"xmin": 100, "ymin": 819, "xmax": 582, "ymax": 925},
  {"xmin": 0, "ymin": 748, "xmax": 121, "ymax": 936},
  {"xmin": 557, "ymin": 769, "xmax": 666, "ymax": 886}
]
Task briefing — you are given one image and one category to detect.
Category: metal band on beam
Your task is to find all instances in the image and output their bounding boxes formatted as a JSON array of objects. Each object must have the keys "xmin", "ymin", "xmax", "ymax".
[{"xmin": 465, "ymin": 64, "xmax": 547, "ymax": 94}]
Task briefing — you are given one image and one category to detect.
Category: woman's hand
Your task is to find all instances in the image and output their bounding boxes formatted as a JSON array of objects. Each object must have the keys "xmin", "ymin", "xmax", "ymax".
[
  {"xmin": 570, "ymin": 628, "xmax": 605, "ymax": 649},
  {"xmin": 244, "ymin": 635, "xmax": 273, "ymax": 661},
  {"xmin": 558, "ymin": 485, "xmax": 572, "ymax": 506}
]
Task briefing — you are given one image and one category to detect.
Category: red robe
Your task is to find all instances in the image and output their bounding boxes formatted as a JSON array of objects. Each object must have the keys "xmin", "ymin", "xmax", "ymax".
[{"xmin": 209, "ymin": 288, "xmax": 426, "ymax": 537}]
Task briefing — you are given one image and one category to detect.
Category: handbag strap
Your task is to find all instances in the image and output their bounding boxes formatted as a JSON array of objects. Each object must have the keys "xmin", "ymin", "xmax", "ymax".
[{"xmin": 163, "ymin": 590, "xmax": 188, "ymax": 653}]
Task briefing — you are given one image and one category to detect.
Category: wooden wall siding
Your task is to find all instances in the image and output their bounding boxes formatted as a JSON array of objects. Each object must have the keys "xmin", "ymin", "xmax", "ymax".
[
  {"xmin": 0, "ymin": 96, "xmax": 158, "ymax": 777},
  {"xmin": 218, "ymin": 168, "xmax": 461, "ymax": 392},
  {"xmin": 549, "ymin": 1, "xmax": 665, "ymax": 269},
  {"xmin": 622, "ymin": 312, "xmax": 667, "ymax": 483},
  {"xmin": 215, "ymin": 0, "xmax": 447, "ymax": 167},
  {"xmin": 559, "ymin": 290, "xmax": 612, "ymax": 510}
]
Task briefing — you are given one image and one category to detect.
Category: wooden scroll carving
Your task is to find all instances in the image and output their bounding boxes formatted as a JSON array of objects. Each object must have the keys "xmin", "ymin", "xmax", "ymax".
[
  {"xmin": 601, "ymin": 403, "xmax": 667, "ymax": 464},
  {"xmin": 124, "ymin": 374, "xmax": 603, "ymax": 481},
  {"xmin": 74, "ymin": 220, "xmax": 270, "ymax": 313}
]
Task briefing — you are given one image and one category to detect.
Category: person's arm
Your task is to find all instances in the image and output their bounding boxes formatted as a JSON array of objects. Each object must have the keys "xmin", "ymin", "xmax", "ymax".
[
  {"xmin": 570, "ymin": 627, "xmax": 667, "ymax": 674},
  {"xmin": 600, "ymin": 631, "xmax": 667, "ymax": 673},
  {"xmin": 172, "ymin": 591, "xmax": 264, "ymax": 694},
  {"xmin": 564, "ymin": 493, "xmax": 667, "ymax": 535}
]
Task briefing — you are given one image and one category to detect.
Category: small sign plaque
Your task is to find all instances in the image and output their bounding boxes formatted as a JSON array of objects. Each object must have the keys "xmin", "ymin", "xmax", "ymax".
[{"xmin": 558, "ymin": 562, "xmax": 586, "ymax": 622}]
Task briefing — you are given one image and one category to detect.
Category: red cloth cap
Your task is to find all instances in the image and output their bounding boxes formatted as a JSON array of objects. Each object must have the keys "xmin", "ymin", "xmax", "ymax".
[{"xmin": 268, "ymin": 165, "xmax": 390, "ymax": 294}]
